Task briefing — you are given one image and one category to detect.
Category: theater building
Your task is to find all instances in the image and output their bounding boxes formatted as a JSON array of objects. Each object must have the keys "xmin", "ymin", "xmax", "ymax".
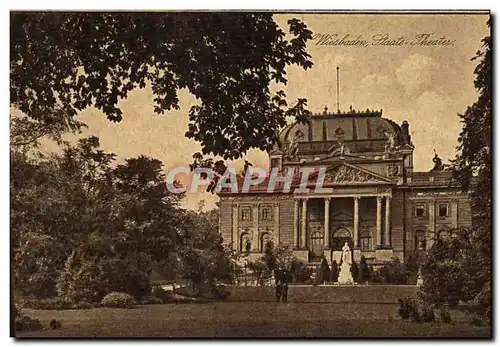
[{"xmin": 218, "ymin": 108, "xmax": 472, "ymax": 265}]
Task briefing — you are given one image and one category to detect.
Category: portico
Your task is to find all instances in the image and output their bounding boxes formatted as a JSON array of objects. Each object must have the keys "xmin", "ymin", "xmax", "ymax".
[{"xmin": 292, "ymin": 192, "xmax": 393, "ymax": 263}]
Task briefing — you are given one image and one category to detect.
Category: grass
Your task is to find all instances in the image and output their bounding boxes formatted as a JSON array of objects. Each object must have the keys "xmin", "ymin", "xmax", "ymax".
[{"xmin": 16, "ymin": 302, "xmax": 491, "ymax": 338}]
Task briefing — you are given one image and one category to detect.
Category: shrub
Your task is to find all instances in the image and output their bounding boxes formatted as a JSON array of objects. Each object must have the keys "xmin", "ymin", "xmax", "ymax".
[
  {"xmin": 151, "ymin": 285, "xmax": 174, "ymax": 303},
  {"xmin": 351, "ymin": 261, "xmax": 359, "ymax": 281},
  {"xmin": 15, "ymin": 314, "xmax": 42, "ymax": 332},
  {"xmin": 291, "ymin": 260, "xmax": 312, "ymax": 283},
  {"xmin": 422, "ymin": 307, "xmax": 436, "ymax": 322},
  {"xmin": 210, "ymin": 284, "xmax": 231, "ymax": 300},
  {"xmin": 374, "ymin": 258, "xmax": 410, "ymax": 284},
  {"xmin": 358, "ymin": 256, "xmax": 371, "ymax": 284},
  {"xmin": 439, "ymin": 308, "xmax": 452, "ymax": 323},
  {"xmin": 100, "ymin": 292, "xmax": 137, "ymax": 308},
  {"xmin": 471, "ymin": 315, "xmax": 485, "ymax": 326},
  {"xmin": 318, "ymin": 257, "xmax": 331, "ymax": 284},
  {"xmin": 21, "ymin": 297, "xmax": 74, "ymax": 310},
  {"xmin": 57, "ymin": 243, "xmax": 151, "ymax": 303},
  {"xmin": 139, "ymin": 296, "xmax": 164, "ymax": 305},
  {"xmin": 330, "ymin": 260, "xmax": 339, "ymax": 282},
  {"xmin": 398, "ymin": 297, "xmax": 423, "ymax": 322}
]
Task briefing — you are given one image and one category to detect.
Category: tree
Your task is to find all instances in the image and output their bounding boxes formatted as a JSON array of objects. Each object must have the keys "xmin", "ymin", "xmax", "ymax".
[
  {"xmin": 358, "ymin": 255, "xmax": 371, "ymax": 284},
  {"xmin": 11, "ymin": 12, "xmax": 313, "ymax": 161},
  {"xmin": 330, "ymin": 260, "xmax": 339, "ymax": 282},
  {"xmin": 448, "ymin": 18, "xmax": 490, "ymax": 318},
  {"xmin": 318, "ymin": 257, "xmax": 331, "ymax": 284},
  {"xmin": 419, "ymin": 229, "xmax": 474, "ymax": 308},
  {"xmin": 11, "ymin": 135, "xmax": 188, "ymax": 299},
  {"xmin": 181, "ymin": 206, "xmax": 234, "ymax": 294}
]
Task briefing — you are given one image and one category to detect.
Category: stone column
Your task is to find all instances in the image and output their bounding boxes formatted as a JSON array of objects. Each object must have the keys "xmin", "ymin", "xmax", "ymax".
[
  {"xmin": 451, "ymin": 200, "xmax": 458, "ymax": 228},
  {"xmin": 252, "ymin": 203, "xmax": 259, "ymax": 251},
  {"xmin": 376, "ymin": 196, "xmax": 382, "ymax": 247},
  {"xmin": 384, "ymin": 196, "xmax": 391, "ymax": 247},
  {"xmin": 293, "ymin": 200, "xmax": 299, "ymax": 248},
  {"xmin": 353, "ymin": 197, "xmax": 360, "ymax": 248},
  {"xmin": 324, "ymin": 198, "xmax": 330, "ymax": 248},
  {"xmin": 301, "ymin": 199, "xmax": 308, "ymax": 249},
  {"xmin": 428, "ymin": 200, "xmax": 436, "ymax": 248},
  {"xmin": 274, "ymin": 202, "xmax": 280, "ymax": 246},
  {"xmin": 232, "ymin": 203, "xmax": 239, "ymax": 251}
]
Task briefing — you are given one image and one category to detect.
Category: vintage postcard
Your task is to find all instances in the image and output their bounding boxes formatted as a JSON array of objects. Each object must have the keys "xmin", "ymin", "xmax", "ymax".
[{"xmin": 10, "ymin": 10, "xmax": 491, "ymax": 338}]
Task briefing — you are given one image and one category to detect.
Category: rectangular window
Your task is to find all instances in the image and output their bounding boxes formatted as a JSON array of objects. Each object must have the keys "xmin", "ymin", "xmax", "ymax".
[
  {"xmin": 415, "ymin": 203, "xmax": 426, "ymax": 218},
  {"xmin": 438, "ymin": 203, "xmax": 449, "ymax": 217},
  {"xmin": 240, "ymin": 207, "xmax": 251, "ymax": 221},
  {"xmin": 260, "ymin": 205, "xmax": 273, "ymax": 221}
]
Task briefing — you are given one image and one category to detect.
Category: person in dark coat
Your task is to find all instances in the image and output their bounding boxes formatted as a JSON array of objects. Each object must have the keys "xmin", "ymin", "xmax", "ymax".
[{"xmin": 281, "ymin": 270, "xmax": 289, "ymax": 303}]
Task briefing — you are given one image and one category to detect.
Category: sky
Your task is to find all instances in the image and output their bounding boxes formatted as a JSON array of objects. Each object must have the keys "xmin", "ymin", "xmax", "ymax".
[{"xmin": 40, "ymin": 12, "xmax": 490, "ymax": 211}]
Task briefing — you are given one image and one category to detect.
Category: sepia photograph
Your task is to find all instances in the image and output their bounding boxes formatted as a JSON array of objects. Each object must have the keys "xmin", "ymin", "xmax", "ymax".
[{"xmin": 10, "ymin": 10, "xmax": 492, "ymax": 338}]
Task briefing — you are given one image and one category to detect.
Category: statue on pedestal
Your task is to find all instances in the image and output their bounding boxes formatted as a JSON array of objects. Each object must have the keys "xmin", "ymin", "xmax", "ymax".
[{"xmin": 338, "ymin": 242, "xmax": 354, "ymax": 285}]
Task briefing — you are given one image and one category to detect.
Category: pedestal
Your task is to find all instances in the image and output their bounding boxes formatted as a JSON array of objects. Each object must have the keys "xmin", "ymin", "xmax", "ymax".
[
  {"xmin": 293, "ymin": 249, "xmax": 309, "ymax": 263},
  {"xmin": 353, "ymin": 248, "xmax": 362, "ymax": 263},
  {"xmin": 332, "ymin": 251, "xmax": 342, "ymax": 264},
  {"xmin": 375, "ymin": 248, "xmax": 394, "ymax": 262}
]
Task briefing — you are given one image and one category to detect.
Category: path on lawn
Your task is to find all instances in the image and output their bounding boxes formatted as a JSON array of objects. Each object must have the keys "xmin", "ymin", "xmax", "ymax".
[{"xmin": 18, "ymin": 302, "xmax": 491, "ymax": 338}]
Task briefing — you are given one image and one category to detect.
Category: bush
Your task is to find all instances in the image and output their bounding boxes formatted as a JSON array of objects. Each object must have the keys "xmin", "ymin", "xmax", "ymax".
[
  {"xmin": 373, "ymin": 258, "xmax": 410, "ymax": 284},
  {"xmin": 439, "ymin": 308, "xmax": 452, "ymax": 323},
  {"xmin": 358, "ymin": 256, "xmax": 371, "ymax": 284},
  {"xmin": 397, "ymin": 297, "xmax": 423, "ymax": 322},
  {"xmin": 318, "ymin": 257, "xmax": 331, "ymax": 284},
  {"xmin": 57, "ymin": 244, "xmax": 151, "ymax": 303},
  {"xmin": 21, "ymin": 297, "xmax": 73, "ymax": 310},
  {"xmin": 422, "ymin": 307, "xmax": 436, "ymax": 322},
  {"xmin": 291, "ymin": 260, "xmax": 312, "ymax": 283},
  {"xmin": 210, "ymin": 284, "xmax": 231, "ymax": 300},
  {"xmin": 151, "ymin": 285, "xmax": 174, "ymax": 303},
  {"xmin": 100, "ymin": 292, "xmax": 137, "ymax": 308},
  {"xmin": 20, "ymin": 297, "xmax": 100, "ymax": 310},
  {"xmin": 330, "ymin": 260, "xmax": 339, "ymax": 282},
  {"xmin": 139, "ymin": 296, "xmax": 164, "ymax": 305},
  {"xmin": 15, "ymin": 314, "xmax": 42, "ymax": 332}
]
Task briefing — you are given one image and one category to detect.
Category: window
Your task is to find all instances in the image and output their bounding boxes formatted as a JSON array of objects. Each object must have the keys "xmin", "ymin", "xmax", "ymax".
[
  {"xmin": 438, "ymin": 203, "xmax": 449, "ymax": 217},
  {"xmin": 240, "ymin": 232, "xmax": 251, "ymax": 252},
  {"xmin": 260, "ymin": 206, "xmax": 273, "ymax": 221},
  {"xmin": 415, "ymin": 231, "xmax": 426, "ymax": 251},
  {"xmin": 415, "ymin": 203, "xmax": 426, "ymax": 218},
  {"xmin": 360, "ymin": 230, "xmax": 374, "ymax": 251},
  {"xmin": 270, "ymin": 158, "xmax": 280, "ymax": 169},
  {"xmin": 240, "ymin": 207, "xmax": 252, "ymax": 221}
]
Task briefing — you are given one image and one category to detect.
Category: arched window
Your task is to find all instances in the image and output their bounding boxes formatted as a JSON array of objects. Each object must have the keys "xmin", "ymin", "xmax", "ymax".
[
  {"xmin": 240, "ymin": 232, "xmax": 251, "ymax": 253},
  {"xmin": 414, "ymin": 231, "xmax": 426, "ymax": 251},
  {"xmin": 260, "ymin": 232, "xmax": 272, "ymax": 252},
  {"xmin": 360, "ymin": 230, "xmax": 374, "ymax": 251},
  {"xmin": 331, "ymin": 228, "xmax": 352, "ymax": 251}
]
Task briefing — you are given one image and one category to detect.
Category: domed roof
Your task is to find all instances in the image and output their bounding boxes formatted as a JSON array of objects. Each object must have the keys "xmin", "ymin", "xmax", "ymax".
[{"xmin": 279, "ymin": 109, "xmax": 402, "ymax": 146}]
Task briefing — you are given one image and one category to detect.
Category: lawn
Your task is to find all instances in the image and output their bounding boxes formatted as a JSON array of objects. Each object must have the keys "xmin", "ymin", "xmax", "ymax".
[{"xmin": 16, "ymin": 302, "xmax": 491, "ymax": 338}]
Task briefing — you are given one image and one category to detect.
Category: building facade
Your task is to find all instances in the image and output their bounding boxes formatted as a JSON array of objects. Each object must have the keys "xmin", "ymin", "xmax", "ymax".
[{"xmin": 218, "ymin": 109, "xmax": 472, "ymax": 265}]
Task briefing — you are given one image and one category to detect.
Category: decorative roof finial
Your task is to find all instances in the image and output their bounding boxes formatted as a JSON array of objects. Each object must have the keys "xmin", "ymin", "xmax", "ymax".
[{"xmin": 323, "ymin": 105, "xmax": 328, "ymax": 115}]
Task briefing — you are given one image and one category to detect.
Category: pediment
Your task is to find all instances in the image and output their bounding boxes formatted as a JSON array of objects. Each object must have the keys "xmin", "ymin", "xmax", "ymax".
[
  {"xmin": 331, "ymin": 211, "xmax": 353, "ymax": 221},
  {"xmin": 310, "ymin": 163, "xmax": 392, "ymax": 185}
]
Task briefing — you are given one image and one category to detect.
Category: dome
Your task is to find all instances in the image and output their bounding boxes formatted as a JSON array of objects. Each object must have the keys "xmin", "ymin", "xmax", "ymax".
[{"xmin": 279, "ymin": 109, "xmax": 402, "ymax": 147}]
